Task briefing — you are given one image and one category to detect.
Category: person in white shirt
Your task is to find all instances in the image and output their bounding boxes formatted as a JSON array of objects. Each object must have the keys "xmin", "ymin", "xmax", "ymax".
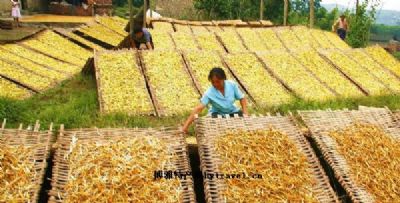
[
  {"xmin": 332, "ymin": 14, "xmax": 348, "ymax": 40},
  {"xmin": 10, "ymin": 0, "xmax": 21, "ymax": 27}
]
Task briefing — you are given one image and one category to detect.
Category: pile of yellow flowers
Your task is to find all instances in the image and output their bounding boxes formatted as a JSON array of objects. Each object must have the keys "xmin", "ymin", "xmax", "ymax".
[
  {"xmin": 36, "ymin": 30, "xmax": 92, "ymax": 61},
  {"xmin": 149, "ymin": 30, "xmax": 175, "ymax": 50},
  {"xmin": 65, "ymin": 32, "xmax": 105, "ymax": 51},
  {"xmin": 0, "ymin": 59, "xmax": 53, "ymax": 91},
  {"xmin": 217, "ymin": 30, "xmax": 247, "ymax": 53},
  {"xmin": 142, "ymin": 51, "xmax": 199, "ymax": 115},
  {"xmin": 365, "ymin": 46, "xmax": 400, "ymax": 77},
  {"xmin": 293, "ymin": 50, "xmax": 364, "ymax": 98},
  {"xmin": 172, "ymin": 32, "xmax": 199, "ymax": 51},
  {"xmin": 207, "ymin": 26, "xmax": 222, "ymax": 33},
  {"xmin": 22, "ymin": 39, "xmax": 82, "ymax": 66},
  {"xmin": 347, "ymin": 49, "xmax": 400, "ymax": 94},
  {"xmin": 191, "ymin": 25, "xmax": 209, "ymax": 33},
  {"xmin": 174, "ymin": 24, "xmax": 192, "ymax": 33},
  {"xmin": 328, "ymin": 123, "xmax": 400, "ymax": 202},
  {"xmin": 322, "ymin": 50, "xmax": 390, "ymax": 96},
  {"xmin": 97, "ymin": 51, "xmax": 154, "ymax": 115},
  {"xmin": 111, "ymin": 16, "xmax": 128, "ymax": 27},
  {"xmin": 0, "ymin": 77, "xmax": 31, "ymax": 99},
  {"xmin": 258, "ymin": 51, "xmax": 335, "ymax": 101},
  {"xmin": 3, "ymin": 44, "xmax": 80, "ymax": 74},
  {"xmin": 256, "ymin": 29, "xmax": 286, "ymax": 50},
  {"xmin": 214, "ymin": 130, "xmax": 318, "ymax": 202},
  {"xmin": 0, "ymin": 145, "xmax": 37, "ymax": 202},
  {"xmin": 185, "ymin": 51, "xmax": 228, "ymax": 93},
  {"xmin": 64, "ymin": 136, "xmax": 182, "ymax": 202},
  {"xmin": 194, "ymin": 32, "xmax": 224, "ymax": 52},
  {"xmin": 79, "ymin": 24, "xmax": 124, "ymax": 46},
  {"xmin": 291, "ymin": 26, "xmax": 321, "ymax": 49},
  {"xmin": 310, "ymin": 29, "xmax": 334, "ymax": 49},
  {"xmin": 325, "ymin": 31, "xmax": 350, "ymax": 49},
  {"xmin": 225, "ymin": 53, "xmax": 293, "ymax": 106},
  {"xmin": 236, "ymin": 28, "xmax": 267, "ymax": 52},
  {"xmin": 0, "ymin": 48, "xmax": 67, "ymax": 81},
  {"xmin": 153, "ymin": 22, "xmax": 174, "ymax": 32},
  {"xmin": 97, "ymin": 16, "xmax": 127, "ymax": 36},
  {"xmin": 275, "ymin": 27, "xmax": 306, "ymax": 51}
]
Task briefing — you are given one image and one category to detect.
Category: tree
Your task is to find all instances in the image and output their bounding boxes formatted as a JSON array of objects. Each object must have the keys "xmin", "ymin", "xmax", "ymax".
[
  {"xmin": 264, "ymin": 0, "xmax": 288, "ymax": 24},
  {"xmin": 347, "ymin": 0, "xmax": 381, "ymax": 48},
  {"xmin": 316, "ymin": 7, "xmax": 339, "ymax": 30},
  {"xmin": 194, "ymin": 0, "xmax": 260, "ymax": 20}
]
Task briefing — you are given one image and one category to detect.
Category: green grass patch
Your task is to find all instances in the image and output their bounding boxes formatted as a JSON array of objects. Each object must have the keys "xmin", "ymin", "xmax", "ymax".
[
  {"xmin": 1, "ymin": 74, "xmax": 400, "ymax": 134},
  {"xmin": 394, "ymin": 52, "xmax": 400, "ymax": 60}
]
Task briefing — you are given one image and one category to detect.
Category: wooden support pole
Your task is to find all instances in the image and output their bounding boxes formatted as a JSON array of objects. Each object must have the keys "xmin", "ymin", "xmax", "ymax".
[
  {"xmin": 356, "ymin": 0, "xmax": 359, "ymax": 16},
  {"xmin": 260, "ymin": 0, "xmax": 264, "ymax": 20},
  {"xmin": 150, "ymin": 0, "xmax": 153, "ymax": 18},
  {"xmin": 284, "ymin": 0, "xmax": 288, "ymax": 26},
  {"xmin": 129, "ymin": 0, "xmax": 133, "ymax": 34},
  {"xmin": 1, "ymin": 118, "xmax": 6, "ymax": 130},
  {"xmin": 310, "ymin": 0, "xmax": 314, "ymax": 28},
  {"xmin": 143, "ymin": 0, "xmax": 148, "ymax": 28}
]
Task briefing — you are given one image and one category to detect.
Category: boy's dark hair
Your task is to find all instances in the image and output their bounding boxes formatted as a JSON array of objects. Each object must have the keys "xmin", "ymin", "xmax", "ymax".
[
  {"xmin": 133, "ymin": 27, "xmax": 143, "ymax": 34},
  {"xmin": 208, "ymin": 67, "xmax": 227, "ymax": 81}
]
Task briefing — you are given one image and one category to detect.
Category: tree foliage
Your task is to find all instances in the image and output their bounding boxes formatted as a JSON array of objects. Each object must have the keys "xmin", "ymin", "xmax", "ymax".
[
  {"xmin": 193, "ymin": 0, "xmax": 260, "ymax": 20},
  {"xmin": 347, "ymin": 0, "xmax": 381, "ymax": 48}
]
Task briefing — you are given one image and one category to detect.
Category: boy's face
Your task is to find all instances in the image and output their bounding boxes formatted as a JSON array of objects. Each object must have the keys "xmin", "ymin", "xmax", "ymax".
[{"xmin": 135, "ymin": 32, "xmax": 144, "ymax": 38}]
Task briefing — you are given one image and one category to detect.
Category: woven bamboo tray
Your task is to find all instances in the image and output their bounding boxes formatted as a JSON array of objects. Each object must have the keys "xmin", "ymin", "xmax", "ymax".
[
  {"xmin": 21, "ymin": 31, "xmax": 84, "ymax": 64},
  {"xmin": 194, "ymin": 115, "xmax": 338, "ymax": 203},
  {"xmin": 33, "ymin": 30, "xmax": 89, "ymax": 62},
  {"xmin": 351, "ymin": 48, "xmax": 400, "ymax": 81},
  {"xmin": 393, "ymin": 110, "xmax": 400, "ymax": 123},
  {"xmin": 18, "ymin": 42, "xmax": 81, "ymax": 67},
  {"xmin": 0, "ymin": 119, "xmax": 52, "ymax": 203},
  {"xmin": 138, "ymin": 50, "xmax": 200, "ymax": 117},
  {"xmin": 0, "ymin": 45, "xmax": 73, "ymax": 76},
  {"xmin": 317, "ymin": 50, "xmax": 377, "ymax": 96},
  {"xmin": 0, "ymin": 44, "xmax": 79, "ymax": 76},
  {"xmin": 74, "ymin": 23, "xmax": 117, "ymax": 48},
  {"xmin": 93, "ymin": 49, "xmax": 156, "ymax": 116},
  {"xmin": 94, "ymin": 17, "xmax": 127, "ymax": 36},
  {"xmin": 298, "ymin": 107, "xmax": 400, "ymax": 203},
  {"xmin": 361, "ymin": 48, "xmax": 400, "ymax": 79},
  {"xmin": 52, "ymin": 28, "xmax": 95, "ymax": 51},
  {"xmin": 334, "ymin": 49, "xmax": 396, "ymax": 93},
  {"xmin": 0, "ymin": 57, "xmax": 58, "ymax": 93},
  {"xmin": 220, "ymin": 52, "xmax": 281, "ymax": 107},
  {"xmin": 48, "ymin": 127, "xmax": 195, "ymax": 203}
]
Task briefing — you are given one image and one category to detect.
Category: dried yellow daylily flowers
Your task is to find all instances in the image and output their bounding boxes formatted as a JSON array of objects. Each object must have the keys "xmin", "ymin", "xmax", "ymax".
[
  {"xmin": 329, "ymin": 123, "xmax": 400, "ymax": 201},
  {"xmin": 214, "ymin": 129, "xmax": 318, "ymax": 202},
  {"xmin": 64, "ymin": 136, "xmax": 183, "ymax": 203},
  {"xmin": 0, "ymin": 145, "xmax": 36, "ymax": 202}
]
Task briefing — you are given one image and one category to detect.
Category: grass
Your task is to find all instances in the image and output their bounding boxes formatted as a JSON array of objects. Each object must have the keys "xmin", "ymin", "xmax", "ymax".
[
  {"xmin": 1, "ymin": 73, "xmax": 400, "ymax": 134},
  {"xmin": 0, "ymin": 27, "xmax": 40, "ymax": 42},
  {"xmin": 394, "ymin": 51, "xmax": 400, "ymax": 60}
]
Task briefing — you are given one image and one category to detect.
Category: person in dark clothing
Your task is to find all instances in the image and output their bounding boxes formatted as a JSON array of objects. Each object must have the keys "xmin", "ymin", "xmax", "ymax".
[{"xmin": 131, "ymin": 27, "xmax": 154, "ymax": 50}]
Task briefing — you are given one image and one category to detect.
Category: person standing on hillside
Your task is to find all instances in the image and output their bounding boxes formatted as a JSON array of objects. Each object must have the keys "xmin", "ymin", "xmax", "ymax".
[
  {"xmin": 10, "ymin": 0, "xmax": 21, "ymax": 28},
  {"xmin": 332, "ymin": 14, "xmax": 348, "ymax": 40}
]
